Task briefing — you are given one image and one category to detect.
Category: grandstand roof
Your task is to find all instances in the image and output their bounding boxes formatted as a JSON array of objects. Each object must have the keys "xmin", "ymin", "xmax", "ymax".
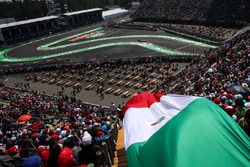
[
  {"xmin": 103, "ymin": 8, "xmax": 129, "ymax": 18},
  {"xmin": 0, "ymin": 16, "xmax": 59, "ymax": 29},
  {"xmin": 63, "ymin": 8, "xmax": 103, "ymax": 16}
]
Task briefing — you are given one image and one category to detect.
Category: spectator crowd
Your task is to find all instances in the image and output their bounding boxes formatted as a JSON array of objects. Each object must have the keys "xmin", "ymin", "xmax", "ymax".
[
  {"xmin": 133, "ymin": 0, "xmax": 250, "ymax": 23},
  {"xmin": 0, "ymin": 84, "xmax": 121, "ymax": 166},
  {"xmin": 158, "ymin": 30, "xmax": 250, "ymax": 136}
]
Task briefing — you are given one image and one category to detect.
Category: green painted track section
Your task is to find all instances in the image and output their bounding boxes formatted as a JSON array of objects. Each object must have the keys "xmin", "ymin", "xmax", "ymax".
[{"xmin": 0, "ymin": 27, "xmax": 217, "ymax": 62}]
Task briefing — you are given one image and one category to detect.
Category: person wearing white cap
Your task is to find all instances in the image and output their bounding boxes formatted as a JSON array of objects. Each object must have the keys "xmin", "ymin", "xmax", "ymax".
[
  {"xmin": 60, "ymin": 130, "xmax": 67, "ymax": 138},
  {"xmin": 56, "ymin": 128, "xmax": 61, "ymax": 134},
  {"xmin": 81, "ymin": 131, "xmax": 92, "ymax": 146},
  {"xmin": 245, "ymin": 102, "xmax": 250, "ymax": 109},
  {"xmin": 232, "ymin": 114, "xmax": 237, "ymax": 121},
  {"xmin": 78, "ymin": 131, "xmax": 104, "ymax": 166}
]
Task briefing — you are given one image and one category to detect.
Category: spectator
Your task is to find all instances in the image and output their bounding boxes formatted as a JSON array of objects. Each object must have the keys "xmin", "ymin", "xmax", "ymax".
[
  {"xmin": 21, "ymin": 148, "xmax": 42, "ymax": 167},
  {"xmin": 58, "ymin": 138, "xmax": 75, "ymax": 167},
  {"xmin": 47, "ymin": 139, "xmax": 61, "ymax": 167},
  {"xmin": 0, "ymin": 148, "xmax": 16, "ymax": 167},
  {"xmin": 238, "ymin": 109, "xmax": 250, "ymax": 137},
  {"xmin": 78, "ymin": 131, "xmax": 104, "ymax": 166}
]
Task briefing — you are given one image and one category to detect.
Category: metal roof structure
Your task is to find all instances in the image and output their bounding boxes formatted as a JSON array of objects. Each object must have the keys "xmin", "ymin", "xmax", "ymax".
[
  {"xmin": 103, "ymin": 8, "xmax": 129, "ymax": 18},
  {"xmin": 0, "ymin": 8, "xmax": 128, "ymax": 29},
  {"xmin": 0, "ymin": 16, "xmax": 58, "ymax": 29},
  {"xmin": 63, "ymin": 8, "xmax": 103, "ymax": 16}
]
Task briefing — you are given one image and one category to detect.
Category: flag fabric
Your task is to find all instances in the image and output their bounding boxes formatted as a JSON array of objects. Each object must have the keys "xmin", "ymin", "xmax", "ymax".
[{"xmin": 123, "ymin": 93, "xmax": 250, "ymax": 167}]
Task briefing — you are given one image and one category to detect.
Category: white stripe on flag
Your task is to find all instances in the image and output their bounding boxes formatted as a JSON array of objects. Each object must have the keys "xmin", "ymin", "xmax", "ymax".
[{"xmin": 124, "ymin": 94, "xmax": 199, "ymax": 150}]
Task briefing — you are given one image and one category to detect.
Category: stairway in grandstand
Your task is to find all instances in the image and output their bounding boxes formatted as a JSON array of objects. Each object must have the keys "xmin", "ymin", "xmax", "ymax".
[{"xmin": 113, "ymin": 128, "xmax": 127, "ymax": 167}]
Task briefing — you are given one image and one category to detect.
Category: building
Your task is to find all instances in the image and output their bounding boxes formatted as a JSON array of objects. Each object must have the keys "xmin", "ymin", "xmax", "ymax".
[
  {"xmin": 0, "ymin": 8, "xmax": 103, "ymax": 45},
  {"xmin": 103, "ymin": 8, "xmax": 129, "ymax": 21},
  {"xmin": 0, "ymin": 16, "xmax": 59, "ymax": 45},
  {"xmin": 62, "ymin": 8, "xmax": 103, "ymax": 27}
]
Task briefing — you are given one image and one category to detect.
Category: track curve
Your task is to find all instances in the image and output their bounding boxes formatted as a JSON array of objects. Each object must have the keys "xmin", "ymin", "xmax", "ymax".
[{"xmin": 0, "ymin": 27, "xmax": 217, "ymax": 63}]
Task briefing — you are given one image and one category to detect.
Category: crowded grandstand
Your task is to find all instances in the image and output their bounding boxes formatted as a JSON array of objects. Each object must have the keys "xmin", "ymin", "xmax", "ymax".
[{"xmin": 0, "ymin": 0, "xmax": 249, "ymax": 167}]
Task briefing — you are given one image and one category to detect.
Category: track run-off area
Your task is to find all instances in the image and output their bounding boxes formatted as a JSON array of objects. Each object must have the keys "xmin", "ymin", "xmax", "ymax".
[{"xmin": 0, "ymin": 27, "xmax": 217, "ymax": 63}]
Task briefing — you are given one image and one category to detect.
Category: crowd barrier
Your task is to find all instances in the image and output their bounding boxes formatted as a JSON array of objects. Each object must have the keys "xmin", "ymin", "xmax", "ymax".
[
  {"xmin": 109, "ymin": 24, "xmax": 157, "ymax": 31},
  {"xmin": 0, "ymin": 55, "xmax": 197, "ymax": 75},
  {"xmin": 133, "ymin": 17, "xmax": 248, "ymax": 28},
  {"xmin": 101, "ymin": 119, "xmax": 119, "ymax": 167}
]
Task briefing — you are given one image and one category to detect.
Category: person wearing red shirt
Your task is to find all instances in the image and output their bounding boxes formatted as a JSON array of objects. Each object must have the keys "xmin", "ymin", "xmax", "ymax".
[{"xmin": 58, "ymin": 138, "xmax": 75, "ymax": 167}]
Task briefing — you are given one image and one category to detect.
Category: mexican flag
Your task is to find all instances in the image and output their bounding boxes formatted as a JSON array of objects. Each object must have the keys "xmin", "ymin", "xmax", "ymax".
[{"xmin": 123, "ymin": 93, "xmax": 250, "ymax": 167}]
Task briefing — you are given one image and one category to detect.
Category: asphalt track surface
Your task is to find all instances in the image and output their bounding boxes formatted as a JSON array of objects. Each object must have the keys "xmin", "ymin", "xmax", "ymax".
[{"xmin": 0, "ymin": 23, "xmax": 217, "ymax": 63}]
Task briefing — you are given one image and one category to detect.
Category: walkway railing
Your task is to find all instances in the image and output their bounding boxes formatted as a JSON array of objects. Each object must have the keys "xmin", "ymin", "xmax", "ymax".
[{"xmin": 101, "ymin": 119, "xmax": 119, "ymax": 167}]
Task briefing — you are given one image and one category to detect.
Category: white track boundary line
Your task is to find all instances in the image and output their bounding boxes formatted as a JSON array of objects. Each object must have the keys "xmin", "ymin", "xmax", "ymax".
[{"xmin": 175, "ymin": 44, "xmax": 192, "ymax": 51}]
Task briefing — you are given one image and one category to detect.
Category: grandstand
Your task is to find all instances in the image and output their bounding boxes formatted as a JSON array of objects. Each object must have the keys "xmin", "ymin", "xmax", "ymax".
[
  {"xmin": 63, "ymin": 8, "xmax": 103, "ymax": 27},
  {"xmin": 0, "ymin": 8, "xmax": 103, "ymax": 45},
  {"xmin": 0, "ymin": 7, "xmax": 132, "ymax": 45},
  {"xmin": 110, "ymin": 1, "xmax": 250, "ymax": 43},
  {"xmin": 133, "ymin": 0, "xmax": 250, "ymax": 24},
  {"xmin": 0, "ymin": 16, "xmax": 59, "ymax": 45}
]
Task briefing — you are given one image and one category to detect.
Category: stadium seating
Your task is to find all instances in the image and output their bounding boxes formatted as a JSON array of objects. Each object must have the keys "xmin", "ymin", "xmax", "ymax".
[{"xmin": 133, "ymin": 0, "xmax": 250, "ymax": 23}]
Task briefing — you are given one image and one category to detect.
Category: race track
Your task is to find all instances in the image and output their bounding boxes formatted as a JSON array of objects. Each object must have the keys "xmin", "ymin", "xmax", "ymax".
[{"xmin": 0, "ymin": 24, "xmax": 217, "ymax": 63}]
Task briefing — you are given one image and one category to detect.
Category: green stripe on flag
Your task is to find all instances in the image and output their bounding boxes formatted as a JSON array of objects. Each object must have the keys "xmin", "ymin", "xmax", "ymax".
[{"xmin": 126, "ymin": 98, "xmax": 250, "ymax": 167}]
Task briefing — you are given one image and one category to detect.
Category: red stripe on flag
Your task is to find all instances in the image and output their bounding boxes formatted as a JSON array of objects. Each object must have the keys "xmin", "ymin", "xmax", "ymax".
[{"xmin": 122, "ymin": 92, "xmax": 165, "ymax": 114}]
